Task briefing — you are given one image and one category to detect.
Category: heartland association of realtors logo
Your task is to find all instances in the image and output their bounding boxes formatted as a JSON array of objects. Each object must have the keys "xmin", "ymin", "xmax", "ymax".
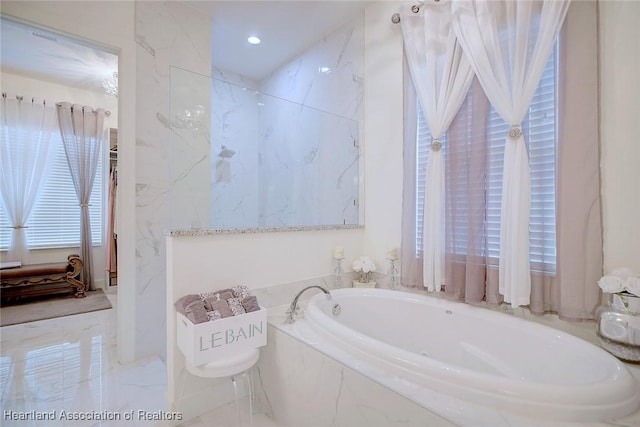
[{"xmin": 198, "ymin": 321, "xmax": 264, "ymax": 351}]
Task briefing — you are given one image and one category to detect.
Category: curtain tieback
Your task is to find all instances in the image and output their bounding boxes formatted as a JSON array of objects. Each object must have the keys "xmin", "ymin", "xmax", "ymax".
[
  {"xmin": 508, "ymin": 125, "xmax": 523, "ymax": 139},
  {"xmin": 4, "ymin": 225, "xmax": 28, "ymax": 229},
  {"xmin": 80, "ymin": 203, "xmax": 91, "ymax": 208},
  {"xmin": 431, "ymin": 139, "xmax": 442, "ymax": 152}
]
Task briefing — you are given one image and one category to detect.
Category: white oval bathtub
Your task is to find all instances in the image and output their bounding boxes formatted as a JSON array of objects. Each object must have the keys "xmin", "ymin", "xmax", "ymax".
[{"xmin": 303, "ymin": 288, "xmax": 640, "ymax": 422}]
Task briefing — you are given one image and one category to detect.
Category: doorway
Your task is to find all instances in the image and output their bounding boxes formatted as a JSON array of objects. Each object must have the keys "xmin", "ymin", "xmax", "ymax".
[{"xmin": 0, "ymin": 15, "xmax": 119, "ymax": 293}]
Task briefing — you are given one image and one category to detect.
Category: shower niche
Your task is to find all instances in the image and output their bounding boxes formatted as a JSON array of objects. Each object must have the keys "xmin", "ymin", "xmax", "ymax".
[{"xmin": 168, "ymin": 5, "xmax": 364, "ymax": 231}]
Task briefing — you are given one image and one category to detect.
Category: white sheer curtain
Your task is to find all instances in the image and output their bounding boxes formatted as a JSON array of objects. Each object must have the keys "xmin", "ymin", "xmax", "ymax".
[
  {"xmin": 400, "ymin": 1, "xmax": 474, "ymax": 292},
  {"xmin": 56, "ymin": 102, "xmax": 109, "ymax": 290},
  {"xmin": 451, "ymin": 0, "xmax": 570, "ymax": 306},
  {"xmin": 0, "ymin": 94, "xmax": 58, "ymax": 264}
]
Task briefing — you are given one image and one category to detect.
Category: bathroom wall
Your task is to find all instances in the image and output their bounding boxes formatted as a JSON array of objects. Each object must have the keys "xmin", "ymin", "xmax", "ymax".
[
  {"xmin": 259, "ymin": 16, "xmax": 364, "ymax": 122},
  {"xmin": 0, "ymin": 72, "xmax": 118, "ymax": 289},
  {"xmin": 257, "ymin": 18, "xmax": 363, "ymax": 227},
  {"xmin": 361, "ymin": 1, "xmax": 405, "ymax": 267},
  {"xmin": 135, "ymin": 1, "xmax": 212, "ymax": 360},
  {"xmin": 599, "ymin": 0, "xmax": 640, "ymax": 274}
]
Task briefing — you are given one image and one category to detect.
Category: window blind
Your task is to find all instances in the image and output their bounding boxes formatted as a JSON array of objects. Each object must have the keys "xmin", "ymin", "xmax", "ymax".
[
  {"xmin": 0, "ymin": 134, "xmax": 103, "ymax": 250},
  {"xmin": 416, "ymin": 45, "xmax": 557, "ymax": 272}
]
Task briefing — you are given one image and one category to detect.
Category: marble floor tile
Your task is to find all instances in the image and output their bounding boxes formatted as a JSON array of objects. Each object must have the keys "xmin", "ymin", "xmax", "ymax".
[
  {"xmin": 1, "ymin": 295, "xmax": 165, "ymax": 427},
  {"xmin": 0, "ymin": 293, "xmax": 275, "ymax": 427}
]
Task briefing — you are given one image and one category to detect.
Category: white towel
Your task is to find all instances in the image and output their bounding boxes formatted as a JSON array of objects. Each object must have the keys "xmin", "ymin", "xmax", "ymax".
[
  {"xmin": 598, "ymin": 268, "xmax": 640, "ymax": 297},
  {"xmin": 627, "ymin": 276, "xmax": 640, "ymax": 297}
]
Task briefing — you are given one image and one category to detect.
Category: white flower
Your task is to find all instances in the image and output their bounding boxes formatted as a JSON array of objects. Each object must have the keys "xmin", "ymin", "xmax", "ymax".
[
  {"xmin": 362, "ymin": 259, "xmax": 376, "ymax": 273},
  {"xmin": 353, "ymin": 256, "xmax": 376, "ymax": 273}
]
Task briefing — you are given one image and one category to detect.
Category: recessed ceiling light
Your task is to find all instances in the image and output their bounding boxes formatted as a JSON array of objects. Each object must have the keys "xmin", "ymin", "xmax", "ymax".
[{"xmin": 247, "ymin": 36, "xmax": 261, "ymax": 45}]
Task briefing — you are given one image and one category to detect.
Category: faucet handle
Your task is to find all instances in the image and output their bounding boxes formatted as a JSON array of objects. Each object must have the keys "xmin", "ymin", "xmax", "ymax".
[{"xmin": 285, "ymin": 303, "xmax": 301, "ymax": 324}]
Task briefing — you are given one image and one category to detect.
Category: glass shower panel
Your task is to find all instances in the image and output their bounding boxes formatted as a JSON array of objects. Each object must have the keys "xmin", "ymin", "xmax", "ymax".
[
  {"xmin": 169, "ymin": 67, "xmax": 360, "ymax": 230},
  {"xmin": 168, "ymin": 67, "xmax": 212, "ymax": 230}
]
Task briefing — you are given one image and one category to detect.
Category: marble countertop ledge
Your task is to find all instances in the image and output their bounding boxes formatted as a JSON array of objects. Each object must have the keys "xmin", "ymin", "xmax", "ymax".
[{"xmin": 165, "ymin": 224, "xmax": 364, "ymax": 237}]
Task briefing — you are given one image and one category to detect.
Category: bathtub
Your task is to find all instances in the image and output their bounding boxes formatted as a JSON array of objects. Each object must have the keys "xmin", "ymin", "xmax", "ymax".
[{"xmin": 300, "ymin": 288, "xmax": 640, "ymax": 423}]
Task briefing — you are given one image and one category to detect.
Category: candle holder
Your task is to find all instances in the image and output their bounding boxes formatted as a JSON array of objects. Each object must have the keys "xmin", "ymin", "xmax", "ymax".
[
  {"xmin": 333, "ymin": 257, "xmax": 344, "ymax": 288},
  {"xmin": 387, "ymin": 258, "xmax": 398, "ymax": 289},
  {"xmin": 386, "ymin": 247, "xmax": 399, "ymax": 290},
  {"xmin": 332, "ymin": 246, "xmax": 345, "ymax": 288}
]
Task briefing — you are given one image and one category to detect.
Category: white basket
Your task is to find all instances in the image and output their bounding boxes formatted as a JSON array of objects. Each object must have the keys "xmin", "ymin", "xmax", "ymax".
[{"xmin": 176, "ymin": 307, "xmax": 267, "ymax": 367}]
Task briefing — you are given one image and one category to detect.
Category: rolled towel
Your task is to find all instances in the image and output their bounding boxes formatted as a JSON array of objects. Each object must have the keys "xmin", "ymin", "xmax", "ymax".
[
  {"xmin": 227, "ymin": 297, "xmax": 246, "ymax": 316},
  {"xmin": 203, "ymin": 292, "xmax": 234, "ymax": 310},
  {"xmin": 232, "ymin": 285, "xmax": 250, "ymax": 300},
  {"xmin": 207, "ymin": 310, "xmax": 222, "ymax": 321},
  {"xmin": 241, "ymin": 295, "xmax": 260, "ymax": 313},
  {"xmin": 174, "ymin": 294, "xmax": 202, "ymax": 315},
  {"xmin": 200, "ymin": 288, "xmax": 233, "ymax": 300},
  {"xmin": 599, "ymin": 268, "xmax": 638, "ymax": 294},
  {"xmin": 598, "ymin": 276, "xmax": 625, "ymax": 294},
  {"xmin": 625, "ymin": 276, "xmax": 640, "ymax": 297},
  {"xmin": 206, "ymin": 299, "xmax": 234, "ymax": 318},
  {"xmin": 184, "ymin": 300, "xmax": 208, "ymax": 324},
  {"xmin": 218, "ymin": 291, "xmax": 234, "ymax": 301}
]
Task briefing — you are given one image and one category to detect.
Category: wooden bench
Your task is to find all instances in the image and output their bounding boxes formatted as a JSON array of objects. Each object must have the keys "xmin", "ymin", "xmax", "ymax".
[{"xmin": 0, "ymin": 255, "xmax": 86, "ymax": 303}]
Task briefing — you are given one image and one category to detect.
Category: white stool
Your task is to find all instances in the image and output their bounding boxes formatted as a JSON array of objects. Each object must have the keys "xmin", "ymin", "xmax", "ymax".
[{"xmin": 184, "ymin": 348, "xmax": 259, "ymax": 378}]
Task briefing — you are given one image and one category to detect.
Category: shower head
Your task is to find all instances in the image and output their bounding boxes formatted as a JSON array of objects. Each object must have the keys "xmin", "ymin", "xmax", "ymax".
[{"xmin": 218, "ymin": 145, "xmax": 236, "ymax": 158}]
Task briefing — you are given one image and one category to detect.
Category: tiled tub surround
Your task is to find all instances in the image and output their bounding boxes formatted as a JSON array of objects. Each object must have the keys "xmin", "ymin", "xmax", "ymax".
[
  {"xmin": 255, "ymin": 322, "xmax": 456, "ymax": 427},
  {"xmin": 257, "ymin": 287, "xmax": 640, "ymax": 427}
]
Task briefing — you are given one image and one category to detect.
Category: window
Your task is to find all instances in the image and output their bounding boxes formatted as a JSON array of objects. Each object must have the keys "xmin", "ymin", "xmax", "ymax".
[
  {"xmin": 416, "ymin": 45, "xmax": 557, "ymax": 272},
  {"xmin": 0, "ymin": 134, "xmax": 103, "ymax": 250}
]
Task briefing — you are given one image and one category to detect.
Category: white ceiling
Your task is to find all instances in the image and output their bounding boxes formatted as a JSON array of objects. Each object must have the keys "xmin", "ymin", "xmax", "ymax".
[
  {"xmin": 1, "ymin": 18, "xmax": 118, "ymax": 94},
  {"xmin": 183, "ymin": 1, "xmax": 369, "ymax": 81},
  {"xmin": 0, "ymin": 1, "xmax": 369, "ymax": 92}
]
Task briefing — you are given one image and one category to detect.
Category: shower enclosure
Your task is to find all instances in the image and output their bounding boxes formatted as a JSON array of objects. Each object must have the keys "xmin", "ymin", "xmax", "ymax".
[{"xmin": 168, "ymin": 67, "xmax": 361, "ymax": 230}]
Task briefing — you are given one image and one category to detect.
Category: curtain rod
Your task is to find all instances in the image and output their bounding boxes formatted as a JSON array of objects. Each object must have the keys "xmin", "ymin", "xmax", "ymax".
[
  {"xmin": 392, "ymin": 0, "xmax": 438, "ymax": 24},
  {"xmin": 55, "ymin": 102, "xmax": 111, "ymax": 117},
  {"xmin": 2, "ymin": 93, "xmax": 111, "ymax": 116},
  {"xmin": 2, "ymin": 92, "xmax": 49, "ymax": 105}
]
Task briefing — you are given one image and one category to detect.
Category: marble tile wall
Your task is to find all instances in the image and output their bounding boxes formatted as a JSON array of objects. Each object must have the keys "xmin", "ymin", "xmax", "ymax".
[
  {"xmin": 135, "ymin": 1, "xmax": 212, "ymax": 360},
  {"xmin": 210, "ymin": 16, "xmax": 363, "ymax": 228},
  {"xmin": 259, "ymin": 16, "xmax": 365, "ymax": 121},
  {"xmin": 258, "ymin": 16, "xmax": 363, "ymax": 227},
  {"xmin": 254, "ymin": 323, "xmax": 456, "ymax": 427},
  {"xmin": 210, "ymin": 77, "xmax": 261, "ymax": 228}
]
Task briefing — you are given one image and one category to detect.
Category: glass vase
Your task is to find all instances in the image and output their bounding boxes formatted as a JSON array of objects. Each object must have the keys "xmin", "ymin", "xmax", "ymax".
[{"xmin": 596, "ymin": 291, "xmax": 640, "ymax": 363}]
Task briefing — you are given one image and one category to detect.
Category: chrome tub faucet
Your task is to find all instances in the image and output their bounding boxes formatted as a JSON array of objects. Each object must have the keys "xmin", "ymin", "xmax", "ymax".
[{"xmin": 285, "ymin": 285, "xmax": 331, "ymax": 324}]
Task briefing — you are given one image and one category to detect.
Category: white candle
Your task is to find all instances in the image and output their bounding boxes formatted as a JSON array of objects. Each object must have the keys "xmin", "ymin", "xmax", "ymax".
[
  {"xmin": 387, "ymin": 247, "xmax": 399, "ymax": 260},
  {"xmin": 333, "ymin": 246, "xmax": 345, "ymax": 259}
]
